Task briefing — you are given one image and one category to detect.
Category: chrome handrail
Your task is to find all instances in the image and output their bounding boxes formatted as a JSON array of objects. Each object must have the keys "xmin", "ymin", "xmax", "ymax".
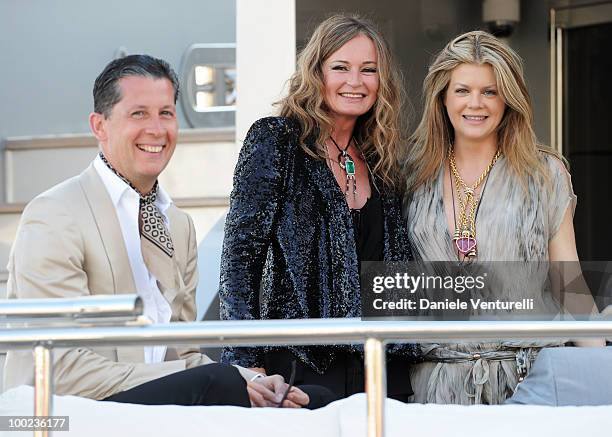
[
  {"xmin": 0, "ymin": 295, "xmax": 143, "ymax": 321},
  {"xmin": 2, "ymin": 318, "xmax": 612, "ymax": 349},
  {"xmin": 1, "ymin": 306, "xmax": 611, "ymax": 437}
]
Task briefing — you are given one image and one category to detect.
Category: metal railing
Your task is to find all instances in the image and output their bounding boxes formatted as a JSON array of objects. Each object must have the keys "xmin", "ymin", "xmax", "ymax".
[
  {"xmin": 1, "ymin": 296, "xmax": 612, "ymax": 437},
  {"xmin": 0, "ymin": 295, "xmax": 144, "ymax": 324},
  {"xmin": 0, "ymin": 295, "xmax": 149, "ymax": 336}
]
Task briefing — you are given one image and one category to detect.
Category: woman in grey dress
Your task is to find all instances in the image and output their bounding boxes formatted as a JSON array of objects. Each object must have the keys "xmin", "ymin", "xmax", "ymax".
[{"xmin": 402, "ymin": 31, "xmax": 601, "ymax": 404}]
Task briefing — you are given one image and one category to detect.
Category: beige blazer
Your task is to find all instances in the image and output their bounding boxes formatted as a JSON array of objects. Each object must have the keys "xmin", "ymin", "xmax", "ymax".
[{"xmin": 3, "ymin": 164, "xmax": 256, "ymax": 399}]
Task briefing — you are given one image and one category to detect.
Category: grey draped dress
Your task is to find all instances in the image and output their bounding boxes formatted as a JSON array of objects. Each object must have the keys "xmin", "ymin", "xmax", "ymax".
[{"xmin": 405, "ymin": 154, "xmax": 576, "ymax": 404}]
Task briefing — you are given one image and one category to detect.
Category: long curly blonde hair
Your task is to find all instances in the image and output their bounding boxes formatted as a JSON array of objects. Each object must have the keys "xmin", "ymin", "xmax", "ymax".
[
  {"xmin": 277, "ymin": 14, "xmax": 407, "ymax": 190},
  {"xmin": 404, "ymin": 30, "xmax": 559, "ymax": 194}
]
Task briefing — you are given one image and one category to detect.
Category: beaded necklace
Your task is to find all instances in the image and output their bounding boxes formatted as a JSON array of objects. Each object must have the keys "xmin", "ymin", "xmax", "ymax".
[{"xmin": 330, "ymin": 136, "xmax": 358, "ymax": 199}]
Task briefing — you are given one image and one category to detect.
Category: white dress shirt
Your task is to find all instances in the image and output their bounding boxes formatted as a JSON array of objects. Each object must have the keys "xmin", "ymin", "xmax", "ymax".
[{"xmin": 94, "ymin": 155, "xmax": 172, "ymax": 364}]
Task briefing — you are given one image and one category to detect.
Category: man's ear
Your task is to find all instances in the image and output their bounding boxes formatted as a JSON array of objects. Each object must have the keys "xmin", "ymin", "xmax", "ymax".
[{"xmin": 89, "ymin": 112, "xmax": 108, "ymax": 142}]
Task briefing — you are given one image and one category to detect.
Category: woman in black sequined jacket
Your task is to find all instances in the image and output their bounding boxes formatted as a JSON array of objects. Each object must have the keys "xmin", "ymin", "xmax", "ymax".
[{"xmin": 219, "ymin": 15, "xmax": 420, "ymax": 401}]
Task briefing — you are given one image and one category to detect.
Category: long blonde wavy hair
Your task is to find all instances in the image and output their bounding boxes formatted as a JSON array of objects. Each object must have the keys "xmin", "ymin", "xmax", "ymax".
[
  {"xmin": 404, "ymin": 30, "xmax": 559, "ymax": 194},
  {"xmin": 277, "ymin": 14, "xmax": 407, "ymax": 190}
]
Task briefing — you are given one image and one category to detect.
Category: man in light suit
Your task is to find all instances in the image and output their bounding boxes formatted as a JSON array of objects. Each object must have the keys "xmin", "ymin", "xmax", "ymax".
[{"xmin": 3, "ymin": 55, "xmax": 308, "ymax": 408}]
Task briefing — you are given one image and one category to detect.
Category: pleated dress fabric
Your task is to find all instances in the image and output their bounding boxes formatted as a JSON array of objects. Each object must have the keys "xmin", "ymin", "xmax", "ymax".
[{"xmin": 404, "ymin": 153, "xmax": 577, "ymax": 404}]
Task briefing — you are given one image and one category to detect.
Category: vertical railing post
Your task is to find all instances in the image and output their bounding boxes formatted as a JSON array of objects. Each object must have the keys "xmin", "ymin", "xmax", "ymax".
[
  {"xmin": 555, "ymin": 26, "xmax": 564, "ymax": 156},
  {"xmin": 364, "ymin": 338, "xmax": 386, "ymax": 437},
  {"xmin": 549, "ymin": 7, "xmax": 557, "ymax": 152},
  {"xmin": 33, "ymin": 342, "xmax": 53, "ymax": 437}
]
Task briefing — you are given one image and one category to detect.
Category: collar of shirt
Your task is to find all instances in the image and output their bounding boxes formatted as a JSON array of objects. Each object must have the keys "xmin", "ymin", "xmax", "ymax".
[
  {"xmin": 93, "ymin": 154, "xmax": 173, "ymax": 223},
  {"xmin": 93, "ymin": 155, "xmax": 174, "ymax": 365}
]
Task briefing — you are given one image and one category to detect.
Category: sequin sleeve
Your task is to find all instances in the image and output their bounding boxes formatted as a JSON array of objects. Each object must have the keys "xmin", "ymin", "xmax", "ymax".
[{"xmin": 219, "ymin": 117, "xmax": 294, "ymax": 368}]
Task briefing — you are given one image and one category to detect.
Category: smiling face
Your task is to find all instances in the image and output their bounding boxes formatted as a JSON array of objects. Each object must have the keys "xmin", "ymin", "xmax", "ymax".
[
  {"xmin": 322, "ymin": 34, "xmax": 379, "ymax": 124},
  {"xmin": 444, "ymin": 63, "xmax": 505, "ymax": 146},
  {"xmin": 90, "ymin": 75, "xmax": 178, "ymax": 193}
]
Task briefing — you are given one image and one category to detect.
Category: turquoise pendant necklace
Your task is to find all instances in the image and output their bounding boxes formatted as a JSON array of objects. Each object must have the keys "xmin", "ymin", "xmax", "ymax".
[{"xmin": 330, "ymin": 136, "xmax": 357, "ymax": 199}]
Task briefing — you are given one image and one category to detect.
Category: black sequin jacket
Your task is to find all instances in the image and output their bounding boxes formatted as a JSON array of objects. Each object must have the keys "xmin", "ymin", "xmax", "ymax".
[{"xmin": 219, "ymin": 117, "xmax": 420, "ymax": 373}]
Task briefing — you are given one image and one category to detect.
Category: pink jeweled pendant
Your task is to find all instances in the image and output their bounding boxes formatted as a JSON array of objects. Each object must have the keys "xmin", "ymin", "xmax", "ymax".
[{"xmin": 455, "ymin": 231, "xmax": 476, "ymax": 255}]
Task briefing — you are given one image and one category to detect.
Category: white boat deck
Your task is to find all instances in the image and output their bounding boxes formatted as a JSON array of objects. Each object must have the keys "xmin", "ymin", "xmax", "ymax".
[{"xmin": 1, "ymin": 386, "xmax": 611, "ymax": 437}]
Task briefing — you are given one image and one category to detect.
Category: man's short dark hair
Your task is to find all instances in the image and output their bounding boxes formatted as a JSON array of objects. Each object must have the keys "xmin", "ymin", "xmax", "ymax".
[{"xmin": 93, "ymin": 54, "xmax": 180, "ymax": 117}]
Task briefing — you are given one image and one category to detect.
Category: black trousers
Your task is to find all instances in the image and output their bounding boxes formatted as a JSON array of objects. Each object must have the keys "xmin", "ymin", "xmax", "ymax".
[
  {"xmin": 103, "ymin": 363, "xmax": 250, "ymax": 407},
  {"xmin": 265, "ymin": 349, "xmax": 413, "ymax": 402},
  {"xmin": 103, "ymin": 362, "xmax": 335, "ymax": 409}
]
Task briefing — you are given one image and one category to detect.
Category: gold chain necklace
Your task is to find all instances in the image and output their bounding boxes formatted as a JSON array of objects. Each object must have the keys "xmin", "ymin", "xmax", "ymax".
[{"xmin": 448, "ymin": 147, "xmax": 501, "ymax": 258}]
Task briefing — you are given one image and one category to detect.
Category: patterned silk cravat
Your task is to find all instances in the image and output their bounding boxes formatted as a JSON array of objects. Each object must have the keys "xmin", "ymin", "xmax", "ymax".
[{"xmin": 99, "ymin": 152, "xmax": 174, "ymax": 257}]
